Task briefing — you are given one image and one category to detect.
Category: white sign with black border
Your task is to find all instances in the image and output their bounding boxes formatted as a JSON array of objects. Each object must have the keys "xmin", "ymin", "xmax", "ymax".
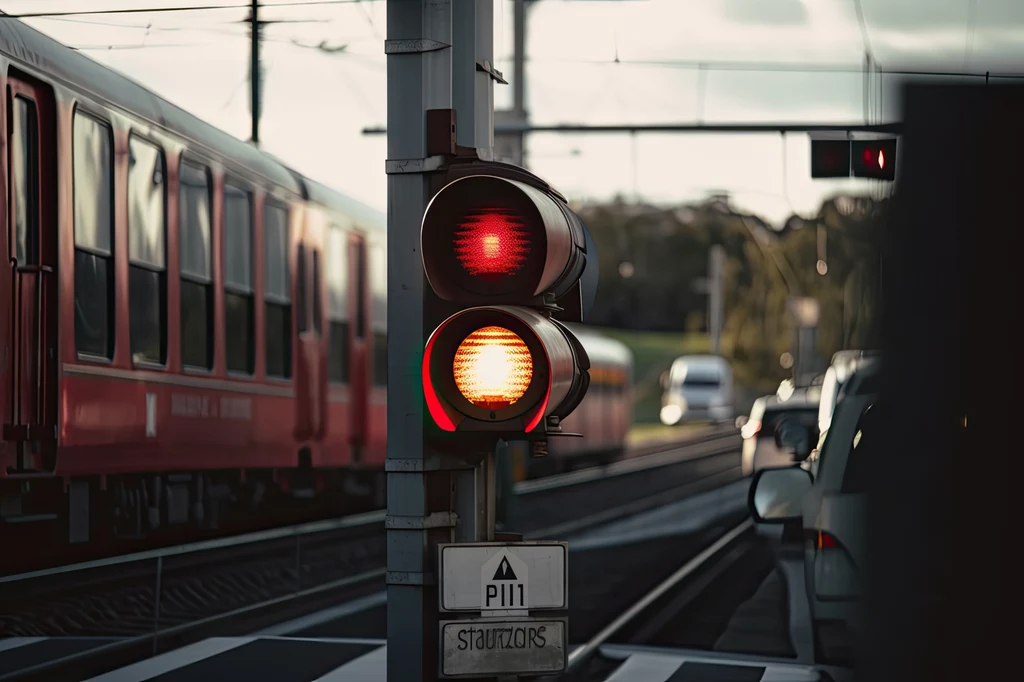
[
  {"xmin": 439, "ymin": 542, "xmax": 568, "ymax": 613},
  {"xmin": 439, "ymin": 616, "xmax": 568, "ymax": 678}
]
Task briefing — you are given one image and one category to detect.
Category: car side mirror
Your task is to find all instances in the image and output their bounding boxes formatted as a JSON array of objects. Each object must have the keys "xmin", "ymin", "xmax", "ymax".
[
  {"xmin": 748, "ymin": 466, "xmax": 813, "ymax": 523},
  {"xmin": 774, "ymin": 418, "xmax": 814, "ymax": 461},
  {"xmin": 735, "ymin": 415, "xmax": 748, "ymax": 430}
]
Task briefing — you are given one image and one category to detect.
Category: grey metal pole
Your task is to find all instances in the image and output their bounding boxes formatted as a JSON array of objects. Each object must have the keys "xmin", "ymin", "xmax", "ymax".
[
  {"xmin": 384, "ymin": 1, "xmax": 454, "ymax": 680},
  {"xmin": 708, "ymin": 245, "xmax": 725, "ymax": 354},
  {"xmin": 513, "ymin": 0, "xmax": 525, "ymax": 119},
  {"xmin": 453, "ymin": 0, "xmax": 496, "ymax": 154}
]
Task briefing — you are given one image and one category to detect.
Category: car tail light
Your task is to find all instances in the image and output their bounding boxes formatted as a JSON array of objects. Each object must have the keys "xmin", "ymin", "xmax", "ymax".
[{"xmin": 807, "ymin": 529, "xmax": 841, "ymax": 550}]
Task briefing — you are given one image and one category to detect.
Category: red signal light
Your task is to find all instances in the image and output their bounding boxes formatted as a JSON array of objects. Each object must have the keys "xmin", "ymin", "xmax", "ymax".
[
  {"xmin": 861, "ymin": 147, "xmax": 886, "ymax": 169},
  {"xmin": 421, "ymin": 175, "xmax": 588, "ymax": 306},
  {"xmin": 851, "ymin": 138, "xmax": 896, "ymax": 180},
  {"xmin": 453, "ymin": 209, "xmax": 532, "ymax": 279}
]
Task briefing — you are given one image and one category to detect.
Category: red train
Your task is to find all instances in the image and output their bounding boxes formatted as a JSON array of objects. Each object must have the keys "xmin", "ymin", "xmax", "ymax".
[{"xmin": 0, "ymin": 18, "xmax": 632, "ymax": 547}]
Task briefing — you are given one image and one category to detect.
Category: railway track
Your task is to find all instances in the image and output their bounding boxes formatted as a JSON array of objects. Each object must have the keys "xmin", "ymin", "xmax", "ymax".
[
  {"xmin": 5, "ymin": 425, "xmax": 736, "ymax": 578},
  {"xmin": 0, "ymin": 432, "xmax": 741, "ymax": 682}
]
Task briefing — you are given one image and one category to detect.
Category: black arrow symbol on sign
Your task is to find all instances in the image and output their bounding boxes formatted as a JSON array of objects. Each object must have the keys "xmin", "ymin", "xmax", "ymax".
[{"xmin": 492, "ymin": 556, "xmax": 518, "ymax": 581}]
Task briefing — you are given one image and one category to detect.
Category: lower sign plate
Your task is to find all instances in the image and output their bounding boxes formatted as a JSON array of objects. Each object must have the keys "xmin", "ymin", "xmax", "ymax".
[{"xmin": 440, "ymin": 617, "xmax": 567, "ymax": 678}]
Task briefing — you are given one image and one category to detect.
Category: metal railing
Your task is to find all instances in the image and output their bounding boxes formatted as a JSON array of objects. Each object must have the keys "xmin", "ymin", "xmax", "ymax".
[{"xmin": 1, "ymin": 508, "xmax": 386, "ymax": 654}]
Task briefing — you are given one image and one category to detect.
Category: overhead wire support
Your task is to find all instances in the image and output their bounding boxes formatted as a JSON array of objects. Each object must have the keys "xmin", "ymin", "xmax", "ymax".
[
  {"xmin": 250, "ymin": 0, "xmax": 260, "ymax": 146},
  {"xmin": 364, "ymin": 122, "xmax": 904, "ymax": 135}
]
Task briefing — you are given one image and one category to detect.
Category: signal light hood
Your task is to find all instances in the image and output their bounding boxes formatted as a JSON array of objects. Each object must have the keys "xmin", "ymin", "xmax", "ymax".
[{"xmin": 421, "ymin": 174, "xmax": 597, "ymax": 322}]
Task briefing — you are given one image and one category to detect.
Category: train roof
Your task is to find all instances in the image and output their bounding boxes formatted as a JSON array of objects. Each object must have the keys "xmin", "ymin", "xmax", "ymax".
[
  {"xmin": 0, "ymin": 16, "xmax": 300, "ymax": 194},
  {"xmin": 563, "ymin": 325, "xmax": 634, "ymax": 366},
  {"xmin": 290, "ymin": 172, "xmax": 387, "ymax": 235}
]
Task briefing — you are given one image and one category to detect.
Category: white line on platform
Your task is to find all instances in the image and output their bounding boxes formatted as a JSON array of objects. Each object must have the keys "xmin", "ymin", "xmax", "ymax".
[
  {"xmin": 312, "ymin": 643, "xmax": 388, "ymax": 681},
  {"xmin": 0, "ymin": 638, "xmax": 45, "ymax": 653},
  {"xmin": 254, "ymin": 591, "xmax": 389, "ymax": 636},
  {"xmin": 82, "ymin": 638, "xmax": 255, "ymax": 681}
]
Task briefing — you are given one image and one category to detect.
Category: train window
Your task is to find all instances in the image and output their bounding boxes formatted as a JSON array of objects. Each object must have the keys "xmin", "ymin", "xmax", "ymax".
[
  {"xmin": 265, "ymin": 200, "xmax": 291, "ymax": 379},
  {"xmin": 127, "ymin": 136, "xmax": 167, "ymax": 366},
  {"xmin": 327, "ymin": 225, "xmax": 349, "ymax": 384},
  {"xmin": 179, "ymin": 160, "xmax": 213, "ymax": 370},
  {"xmin": 72, "ymin": 112, "xmax": 115, "ymax": 359},
  {"xmin": 312, "ymin": 250, "xmax": 322, "ymax": 334},
  {"xmin": 373, "ymin": 333, "xmax": 387, "ymax": 386},
  {"xmin": 224, "ymin": 182, "xmax": 254, "ymax": 374},
  {"xmin": 12, "ymin": 96, "xmax": 38, "ymax": 267},
  {"xmin": 354, "ymin": 240, "xmax": 366, "ymax": 339}
]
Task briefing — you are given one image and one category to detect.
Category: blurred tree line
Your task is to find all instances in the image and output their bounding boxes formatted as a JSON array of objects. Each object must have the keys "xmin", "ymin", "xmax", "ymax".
[{"xmin": 575, "ymin": 192, "xmax": 887, "ymax": 394}]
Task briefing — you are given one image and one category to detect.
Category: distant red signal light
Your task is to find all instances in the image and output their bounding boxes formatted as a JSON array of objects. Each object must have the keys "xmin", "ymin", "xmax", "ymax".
[
  {"xmin": 851, "ymin": 138, "xmax": 896, "ymax": 180},
  {"xmin": 453, "ymin": 209, "xmax": 532, "ymax": 279}
]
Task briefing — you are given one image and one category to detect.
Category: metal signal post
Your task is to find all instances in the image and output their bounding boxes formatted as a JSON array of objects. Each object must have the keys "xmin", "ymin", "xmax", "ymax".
[{"xmin": 386, "ymin": 1, "xmax": 593, "ymax": 678}]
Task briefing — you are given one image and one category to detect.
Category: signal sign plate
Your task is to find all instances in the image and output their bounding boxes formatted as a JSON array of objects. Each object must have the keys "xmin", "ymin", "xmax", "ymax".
[
  {"xmin": 439, "ymin": 542, "xmax": 568, "ymax": 612},
  {"xmin": 482, "ymin": 549, "xmax": 528, "ymax": 610},
  {"xmin": 439, "ymin": 616, "xmax": 567, "ymax": 678}
]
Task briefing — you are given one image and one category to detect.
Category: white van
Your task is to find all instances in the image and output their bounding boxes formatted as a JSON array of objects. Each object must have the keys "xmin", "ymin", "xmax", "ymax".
[{"xmin": 660, "ymin": 355, "xmax": 734, "ymax": 425}]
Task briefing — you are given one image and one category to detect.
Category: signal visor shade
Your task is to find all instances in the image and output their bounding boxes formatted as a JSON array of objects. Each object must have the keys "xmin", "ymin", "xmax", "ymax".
[
  {"xmin": 453, "ymin": 326, "xmax": 534, "ymax": 410},
  {"xmin": 422, "ymin": 306, "xmax": 589, "ymax": 434},
  {"xmin": 421, "ymin": 175, "xmax": 587, "ymax": 304}
]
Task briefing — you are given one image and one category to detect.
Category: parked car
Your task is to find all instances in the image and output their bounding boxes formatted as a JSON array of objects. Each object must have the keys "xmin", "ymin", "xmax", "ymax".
[
  {"xmin": 747, "ymin": 355, "xmax": 881, "ymax": 667},
  {"xmin": 737, "ymin": 395, "xmax": 819, "ymax": 476}
]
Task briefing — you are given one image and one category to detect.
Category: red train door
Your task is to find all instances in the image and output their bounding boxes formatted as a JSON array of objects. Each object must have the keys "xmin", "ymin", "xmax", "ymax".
[
  {"xmin": 3, "ymin": 75, "xmax": 57, "ymax": 474},
  {"xmin": 310, "ymin": 247, "xmax": 326, "ymax": 440},
  {"xmin": 348, "ymin": 236, "xmax": 369, "ymax": 462}
]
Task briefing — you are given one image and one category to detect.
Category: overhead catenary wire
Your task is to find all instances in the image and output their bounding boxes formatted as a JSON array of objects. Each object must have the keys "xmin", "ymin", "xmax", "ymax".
[
  {"xmin": 0, "ymin": 0, "xmax": 373, "ymax": 20},
  {"xmin": 501, "ymin": 55, "xmax": 1024, "ymax": 81}
]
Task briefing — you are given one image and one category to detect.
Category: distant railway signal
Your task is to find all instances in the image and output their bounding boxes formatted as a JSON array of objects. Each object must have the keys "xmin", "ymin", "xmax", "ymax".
[
  {"xmin": 810, "ymin": 136, "xmax": 898, "ymax": 181},
  {"xmin": 420, "ymin": 167, "xmax": 597, "ymax": 446}
]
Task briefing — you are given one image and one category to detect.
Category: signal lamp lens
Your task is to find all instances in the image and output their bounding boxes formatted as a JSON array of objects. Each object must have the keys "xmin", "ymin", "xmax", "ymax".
[
  {"xmin": 454, "ymin": 209, "xmax": 531, "ymax": 279},
  {"xmin": 453, "ymin": 325, "xmax": 534, "ymax": 410}
]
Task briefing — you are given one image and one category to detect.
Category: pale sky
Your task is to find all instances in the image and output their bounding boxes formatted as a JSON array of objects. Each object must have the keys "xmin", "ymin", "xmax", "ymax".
[{"xmin": 10, "ymin": 0, "xmax": 1024, "ymax": 225}]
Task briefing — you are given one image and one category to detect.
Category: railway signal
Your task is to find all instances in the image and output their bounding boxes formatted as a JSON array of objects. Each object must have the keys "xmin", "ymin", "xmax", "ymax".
[
  {"xmin": 420, "ymin": 164, "xmax": 598, "ymax": 451},
  {"xmin": 810, "ymin": 136, "xmax": 898, "ymax": 181}
]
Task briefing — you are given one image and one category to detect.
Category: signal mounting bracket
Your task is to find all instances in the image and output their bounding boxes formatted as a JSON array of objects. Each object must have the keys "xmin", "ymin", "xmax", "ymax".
[{"xmin": 425, "ymin": 108, "xmax": 567, "ymax": 201}]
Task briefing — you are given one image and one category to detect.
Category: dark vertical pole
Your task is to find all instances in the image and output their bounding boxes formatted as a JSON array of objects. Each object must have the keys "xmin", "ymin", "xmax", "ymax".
[
  {"xmin": 250, "ymin": 0, "xmax": 260, "ymax": 146},
  {"xmin": 866, "ymin": 82, "xmax": 1020, "ymax": 682}
]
